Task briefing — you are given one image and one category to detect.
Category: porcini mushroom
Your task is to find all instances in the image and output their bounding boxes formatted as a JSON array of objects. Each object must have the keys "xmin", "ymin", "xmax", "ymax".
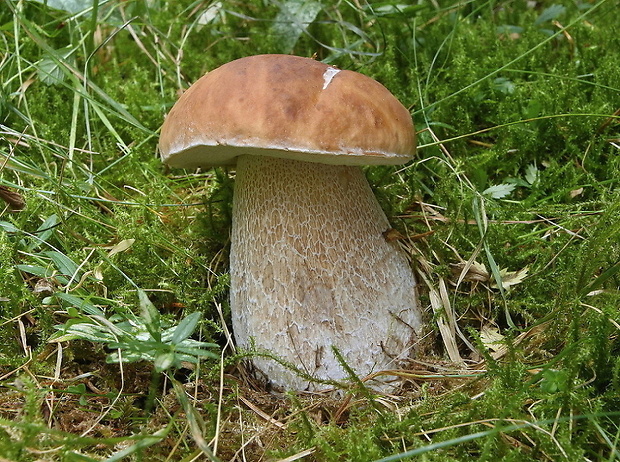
[{"xmin": 159, "ymin": 54, "xmax": 422, "ymax": 390}]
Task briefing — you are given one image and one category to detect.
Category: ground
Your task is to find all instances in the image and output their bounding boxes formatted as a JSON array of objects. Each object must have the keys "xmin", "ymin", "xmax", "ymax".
[{"xmin": 0, "ymin": 0, "xmax": 619, "ymax": 460}]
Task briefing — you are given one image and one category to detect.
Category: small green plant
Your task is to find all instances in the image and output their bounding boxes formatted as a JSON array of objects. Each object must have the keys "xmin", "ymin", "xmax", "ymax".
[{"xmin": 50, "ymin": 289, "xmax": 219, "ymax": 372}]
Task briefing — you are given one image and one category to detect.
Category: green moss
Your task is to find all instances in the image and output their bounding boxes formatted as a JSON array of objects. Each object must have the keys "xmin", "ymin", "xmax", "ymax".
[{"xmin": 0, "ymin": 232, "xmax": 31, "ymax": 359}]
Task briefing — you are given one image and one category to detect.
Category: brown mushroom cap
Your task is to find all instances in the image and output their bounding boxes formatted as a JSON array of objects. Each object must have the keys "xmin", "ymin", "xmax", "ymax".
[{"xmin": 159, "ymin": 54, "xmax": 415, "ymax": 168}]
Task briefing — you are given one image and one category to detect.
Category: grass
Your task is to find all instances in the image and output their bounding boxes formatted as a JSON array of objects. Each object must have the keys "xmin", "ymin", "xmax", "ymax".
[{"xmin": 1, "ymin": 0, "xmax": 619, "ymax": 460}]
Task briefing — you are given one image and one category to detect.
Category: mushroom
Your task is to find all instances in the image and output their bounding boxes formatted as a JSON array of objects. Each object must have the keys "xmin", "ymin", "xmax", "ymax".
[{"xmin": 159, "ymin": 54, "xmax": 422, "ymax": 390}]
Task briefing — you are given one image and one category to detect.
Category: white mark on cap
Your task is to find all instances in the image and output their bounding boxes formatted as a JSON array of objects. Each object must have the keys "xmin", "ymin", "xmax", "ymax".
[{"xmin": 322, "ymin": 67, "xmax": 341, "ymax": 90}]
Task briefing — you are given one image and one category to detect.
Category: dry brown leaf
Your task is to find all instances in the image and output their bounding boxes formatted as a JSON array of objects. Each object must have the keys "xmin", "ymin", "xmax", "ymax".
[
  {"xmin": 106, "ymin": 239, "xmax": 136, "ymax": 257},
  {"xmin": 480, "ymin": 325, "xmax": 504, "ymax": 352},
  {"xmin": 0, "ymin": 185, "xmax": 25, "ymax": 211},
  {"xmin": 496, "ymin": 266, "xmax": 529, "ymax": 290},
  {"xmin": 451, "ymin": 260, "xmax": 489, "ymax": 283},
  {"xmin": 570, "ymin": 187, "xmax": 584, "ymax": 198}
]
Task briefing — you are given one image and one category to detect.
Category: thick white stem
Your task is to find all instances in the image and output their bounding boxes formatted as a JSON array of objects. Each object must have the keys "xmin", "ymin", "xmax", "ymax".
[{"xmin": 230, "ymin": 155, "xmax": 421, "ymax": 390}]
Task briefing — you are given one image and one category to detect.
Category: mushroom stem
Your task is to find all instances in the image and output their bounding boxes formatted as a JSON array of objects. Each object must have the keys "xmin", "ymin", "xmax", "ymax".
[{"xmin": 230, "ymin": 155, "xmax": 421, "ymax": 390}]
